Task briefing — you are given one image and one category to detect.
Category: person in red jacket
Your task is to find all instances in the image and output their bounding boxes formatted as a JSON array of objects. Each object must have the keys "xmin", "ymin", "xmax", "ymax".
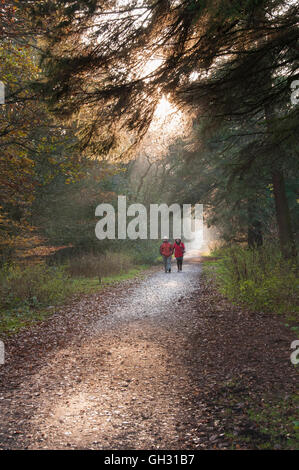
[
  {"xmin": 173, "ymin": 238, "xmax": 185, "ymax": 272},
  {"xmin": 159, "ymin": 236, "xmax": 173, "ymax": 273}
]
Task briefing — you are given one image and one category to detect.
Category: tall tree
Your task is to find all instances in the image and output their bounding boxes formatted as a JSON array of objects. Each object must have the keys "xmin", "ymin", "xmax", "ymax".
[{"xmin": 30, "ymin": 0, "xmax": 299, "ymax": 256}]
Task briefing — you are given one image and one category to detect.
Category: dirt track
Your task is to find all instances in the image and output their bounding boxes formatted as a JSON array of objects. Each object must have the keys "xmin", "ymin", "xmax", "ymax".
[{"xmin": 0, "ymin": 257, "xmax": 297, "ymax": 449}]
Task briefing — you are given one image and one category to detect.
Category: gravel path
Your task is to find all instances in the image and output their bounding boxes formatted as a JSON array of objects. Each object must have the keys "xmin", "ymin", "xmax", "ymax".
[
  {"xmin": 0, "ymin": 256, "xmax": 297, "ymax": 450},
  {"xmin": 0, "ymin": 259, "xmax": 205, "ymax": 449},
  {"xmin": 28, "ymin": 261, "xmax": 203, "ymax": 449}
]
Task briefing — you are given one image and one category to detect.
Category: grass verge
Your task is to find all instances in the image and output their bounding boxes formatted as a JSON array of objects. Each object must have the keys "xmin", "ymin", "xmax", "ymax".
[
  {"xmin": 218, "ymin": 378, "xmax": 299, "ymax": 450},
  {"xmin": 0, "ymin": 264, "xmax": 149, "ymax": 336},
  {"xmin": 202, "ymin": 245, "xmax": 298, "ymax": 320}
]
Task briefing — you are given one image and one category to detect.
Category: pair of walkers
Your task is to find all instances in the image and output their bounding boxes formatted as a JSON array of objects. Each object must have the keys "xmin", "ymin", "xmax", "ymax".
[{"xmin": 159, "ymin": 236, "xmax": 185, "ymax": 273}]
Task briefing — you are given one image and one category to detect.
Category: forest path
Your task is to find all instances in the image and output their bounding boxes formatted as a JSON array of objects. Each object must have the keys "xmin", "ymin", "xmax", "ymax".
[
  {"xmin": 0, "ymin": 255, "xmax": 297, "ymax": 450},
  {"xmin": 27, "ymin": 258, "xmax": 203, "ymax": 449}
]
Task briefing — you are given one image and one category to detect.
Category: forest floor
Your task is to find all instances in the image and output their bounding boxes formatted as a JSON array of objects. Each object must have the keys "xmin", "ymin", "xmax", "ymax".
[{"xmin": 0, "ymin": 254, "xmax": 298, "ymax": 450}]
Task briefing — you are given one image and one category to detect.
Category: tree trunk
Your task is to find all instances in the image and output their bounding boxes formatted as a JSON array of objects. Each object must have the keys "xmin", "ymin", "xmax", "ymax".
[
  {"xmin": 264, "ymin": 103, "xmax": 296, "ymax": 259},
  {"xmin": 247, "ymin": 202, "xmax": 263, "ymax": 249},
  {"xmin": 256, "ymin": 5, "xmax": 297, "ymax": 260},
  {"xmin": 271, "ymin": 168, "xmax": 297, "ymax": 259},
  {"xmin": 248, "ymin": 221, "xmax": 263, "ymax": 249}
]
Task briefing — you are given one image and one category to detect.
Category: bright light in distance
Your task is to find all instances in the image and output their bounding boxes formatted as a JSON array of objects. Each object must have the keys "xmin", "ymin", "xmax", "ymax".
[
  {"xmin": 147, "ymin": 93, "xmax": 185, "ymax": 144},
  {"xmin": 151, "ymin": 94, "xmax": 184, "ymax": 131},
  {"xmin": 189, "ymin": 71, "xmax": 199, "ymax": 82},
  {"xmin": 154, "ymin": 95, "xmax": 176, "ymax": 119}
]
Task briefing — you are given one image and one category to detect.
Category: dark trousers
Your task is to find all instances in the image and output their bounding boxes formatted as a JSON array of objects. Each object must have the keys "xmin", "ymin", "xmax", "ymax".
[
  {"xmin": 163, "ymin": 255, "xmax": 171, "ymax": 272},
  {"xmin": 176, "ymin": 257, "xmax": 183, "ymax": 271}
]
